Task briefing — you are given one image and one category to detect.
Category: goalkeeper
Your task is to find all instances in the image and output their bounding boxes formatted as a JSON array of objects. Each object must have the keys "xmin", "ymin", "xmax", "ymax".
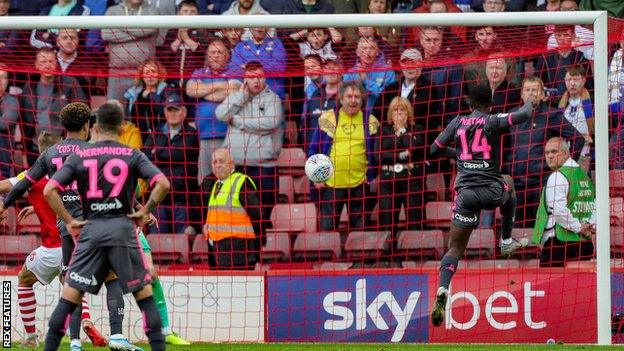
[{"xmin": 429, "ymin": 85, "xmax": 533, "ymax": 327}]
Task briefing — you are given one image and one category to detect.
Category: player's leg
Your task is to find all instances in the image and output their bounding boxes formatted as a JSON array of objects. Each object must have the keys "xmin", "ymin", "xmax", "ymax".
[
  {"xmin": 431, "ymin": 189, "xmax": 479, "ymax": 327},
  {"xmin": 139, "ymin": 230, "xmax": 190, "ymax": 345},
  {"xmin": 132, "ymin": 285, "xmax": 165, "ymax": 351},
  {"xmin": 104, "ymin": 272, "xmax": 143, "ymax": 351},
  {"xmin": 499, "ymin": 175, "xmax": 529, "ymax": 256},
  {"xmin": 17, "ymin": 263, "xmax": 39, "ymax": 348}
]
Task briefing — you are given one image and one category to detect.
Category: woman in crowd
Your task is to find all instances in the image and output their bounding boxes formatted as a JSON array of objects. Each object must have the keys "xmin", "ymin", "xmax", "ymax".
[{"xmin": 376, "ymin": 96, "xmax": 426, "ymax": 259}]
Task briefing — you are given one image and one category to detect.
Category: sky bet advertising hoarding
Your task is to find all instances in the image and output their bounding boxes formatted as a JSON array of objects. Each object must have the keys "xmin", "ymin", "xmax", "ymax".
[{"xmin": 267, "ymin": 271, "xmax": 598, "ymax": 343}]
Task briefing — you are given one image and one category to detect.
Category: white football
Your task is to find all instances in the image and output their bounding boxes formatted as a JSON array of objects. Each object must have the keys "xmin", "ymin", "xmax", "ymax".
[{"xmin": 305, "ymin": 154, "xmax": 334, "ymax": 183}]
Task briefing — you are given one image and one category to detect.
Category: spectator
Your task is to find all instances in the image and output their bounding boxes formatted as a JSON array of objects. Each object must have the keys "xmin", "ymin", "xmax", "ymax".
[
  {"xmin": 160, "ymin": 0, "xmax": 212, "ymax": 88},
  {"xmin": 55, "ymin": 28, "xmax": 96, "ymax": 99},
  {"xmin": 205, "ymin": 0, "xmax": 236, "ymax": 14},
  {"xmin": 327, "ymin": 0, "xmax": 364, "ymax": 13},
  {"xmin": 472, "ymin": 0, "xmax": 527, "ymax": 11},
  {"xmin": 21, "ymin": 48, "xmax": 86, "ymax": 165},
  {"xmin": 535, "ymin": 24, "xmax": 592, "ymax": 97},
  {"xmin": 143, "ymin": 93, "xmax": 200, "ymax": 234},
  {"xmin": 308, "ymin": 81, "xmax": 380, "ymax": 232},
  {"xmin": 343, "ymin": 37, "xmax": 396, "ymax": 111},
  {"xmin": 231, "ymin": 24, "xmax": 287, "ymax": 99},
  {"xmin": 579, "ymin": 0, "xmax": 624, "ymax": 18},
  {"xmin": 0, "ymin": 65, "xmax": 18, "ymax": 178},
  {"xmin": 261, "ymin": 0, "xmax": 334, "ymax": 14},
  {"xmin": 221, "ymin": 0, "xmax": 275, "ymax": 40},
  {"xmin": 533, "ymin": 136, "xmax": 595, "ymax": 267},
  {"xmin": 9, "ymin": 0, "xmax": 55, "ymax": 15},
  {"xmin": 218, "ymin": 27, "xmax": 243, "ymax": 48},
  {"xmin": 102, "ymin": 0, "xmax": 159, "ymax": 101},
  {"xmin": 546, "ymin": 0, "xmax": 594, "ymax": 61},
  {"xmin": 294, "ymin": 28, "xmax": 341, "ymax": 61},
  {"xmin": 124, "ymin": 58, "xmax": 177, "ymax": 141},
  {"xmin": 418, "ymin": 26, "xmax": 463, "ymax": 124},
  {"xmin": 484, "ymin": 53, "xmax": 521, "ymax": 114},
  {"xmin": 0, "ymin": 0, "xmax": 23, "ymax": 56},
  {"xmin": 411, "ymin": 0, "xmax": 466, "ymax": 44},
  {"xmin": 215, "ymin": 61, "xmax": 284, "ymax": 223},
  {"xmin": 204, "ymin": 147, "xmax": 262, "ymax": 270},
  {"xmin": 145, "ymin": 0, "xmax": 176, "ymax": 14},
  {"xmin": 536, "ymin": 0, "xmax": 560, "ymax": 10},
  {"xmin": 300, "ymin": 54, "xmax": 324, "ymax": 146},
  {"xmin": 558, "ymin": 66, "xmax": 593, "ymax": 140},
  {"xmin": 186, "ymin": 38, "xmax": 241, "ymax": 181},
  {"xmin": 374, "ymin": 48, "xmax": 441, "ymax": 147},
  {"xmin": 462, "ymin": 26, "xmax": 500, "ymax": 91},
  {"xmin": 353, "ymin": 26, "xmax": 394, "ymax": 64},
  {"xmin": 609, "ymin": 28, "xmax": 624, "ymax": 103},
  {"xmin": 83, "ymin": 0, "xmax": 111, "ymax": 54},
  {"xmin": 365, "ymin": 0, "xmax": 401, "ymax": 51},
  {"xmin": 376, "ymin": 96, "xmax": 426, "ymax": 253},
  {"xmin": 504, "ymin": 77, "xmax": 583, "ymax": 227},
  {"xmin": 30, "ymin": 0, "xmax": 90, "ymax": 50}
]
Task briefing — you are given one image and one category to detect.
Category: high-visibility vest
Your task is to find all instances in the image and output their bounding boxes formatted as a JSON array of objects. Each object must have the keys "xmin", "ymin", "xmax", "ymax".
[{"xmin": 205, "ymin": 172, "xmax": 256, "ymax": 242}]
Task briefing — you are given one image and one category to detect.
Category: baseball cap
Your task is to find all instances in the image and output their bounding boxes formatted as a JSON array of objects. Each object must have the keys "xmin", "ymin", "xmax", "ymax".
[
  {"xmin": 165, "ymin": 93, "xmax": 184, "ymax": 109},
  {"xmin": 400, "ymin": 48, "xmax": 423, "ymax": 62}
]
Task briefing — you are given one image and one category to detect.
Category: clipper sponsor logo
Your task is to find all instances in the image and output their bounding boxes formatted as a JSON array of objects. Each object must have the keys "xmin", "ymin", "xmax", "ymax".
[
  {"xmin": 2, "ymin": 281, "xmax": 11, "ymax": 348},
  {"xmin": 90, "ymin": 199, "xmax": 123, "ymax": 211},
  {"xmin": 62, "ymin": 194, "xmax": 81, "ymax": 202},
  {"xmin": 69, "ymin": 272, "xmax": 98, "ymax": 286},
  {"xmin": 461, "ymin": 160, "xmax": 490, "ymax": 169},
  {"xmin": 454, "ymin": 213, "xmax": 478, "ymax": 223}
]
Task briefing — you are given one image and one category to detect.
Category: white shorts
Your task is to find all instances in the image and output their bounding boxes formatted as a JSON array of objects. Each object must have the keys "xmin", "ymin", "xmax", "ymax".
[{"xmin": 25, "ymin": 246, "xmax": 62, "ymax": 285}]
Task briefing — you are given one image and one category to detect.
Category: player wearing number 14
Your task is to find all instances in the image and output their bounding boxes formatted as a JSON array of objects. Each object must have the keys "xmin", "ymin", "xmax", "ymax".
[{"xmin": 429, "ymin": 85, "xmax": 534, "ymax": 327}]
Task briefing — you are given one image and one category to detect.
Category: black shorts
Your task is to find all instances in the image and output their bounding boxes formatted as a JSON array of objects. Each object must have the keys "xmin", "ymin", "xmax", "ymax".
[
  {"xmin": 452, "ymin": 181, "xmax": 510, "ymax": 228},
  {"xmin": 66, "ymin": 218, "xmax": 150, "ymax": 294},
  {"xmin": 61, "ymin": 235, "xmax": 76, "ymax": 274}
]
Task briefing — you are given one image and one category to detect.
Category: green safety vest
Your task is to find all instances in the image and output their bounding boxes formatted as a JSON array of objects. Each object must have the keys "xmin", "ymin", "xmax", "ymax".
[{"xmin": 533, "ymin": 165, "xmax": 595, "ymax": 243}]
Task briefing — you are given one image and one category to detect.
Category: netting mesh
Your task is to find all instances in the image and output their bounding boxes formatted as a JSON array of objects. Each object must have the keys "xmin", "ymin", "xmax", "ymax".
[{"xmin": 1, "ymin": 11, "xmax": 624, "ymax": 345}]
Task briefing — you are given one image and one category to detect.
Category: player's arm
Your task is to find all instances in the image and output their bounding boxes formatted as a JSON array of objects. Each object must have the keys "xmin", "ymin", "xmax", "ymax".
[
  {"xmin": 43, "ymin": 157, "xmax": 82, "ymax": 235},
  {"xmin": 2, "ymin": 154, "xmax": 48, "ymax": 209},
  {"xmin": 494, "ymin": 100, "xmax": 534, "ymax": 130},
  {"xmin": 430, "ymin": 119, "xmax": 458, "ymax": 159}
]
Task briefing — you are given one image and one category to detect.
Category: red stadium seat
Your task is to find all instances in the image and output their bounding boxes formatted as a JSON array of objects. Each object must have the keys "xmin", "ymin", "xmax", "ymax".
[
  {"xmin": 292, "ymin": 231, "xmax": 341, "ymax": 261},
  {"xmin": 147, "ymin": 234, "xmax": 189, "ymax": 264},
  {"xmin": 610, "ymin": 170, "xmax": 624, "ymax": 197},
  {"xmin": 611, "ymin": 197, "xmax": 624, "ymax": 226},
  {"xmin": 465, "ymin": 229, "xmax": 495, "ymax": 258},
  {"xmin": 612, "ymin": 226, "xmax": 624, "ymax": 257},
  {"xmin": 397, "ymin": 230, "xmax": 445, "ymax": 260},
  {"xmin": 0, "ymin": 234, "xmax": 39, "ymax": 265},
  {"xmin": 190, "ymin": 234, "xmax": 210, "ymax": 264},
  {"xmin": 425, "ymin": 202, "xmax": 453, "ymax": 229},
  {"xmin": 16, "ymin": 210, "xmax": 41, "ymax": 235},
  {"xmin": 261, "ymin": 231, "xmax": 291, "ymax": 262},
  {"xmin": 277, "ymin": 148, "xmax": 306, "ymax": 176},
  {"xmin": 268, "ymin": 203, "xmax": 317, "ymax": 234},
  {"xmin": 344, "ymin": 230, "xmax": 390, "ymax": 260},
  {"xmin": 278, "ymin": 175, "xmax": 295, "ymax": 204},
  {"xmin": 425, "ymin": 173, "xmax": 447, "ymax": 201},
  {"xmin": 314, "ymin": 262, "xmax": 353, "ymax": 270},
  {"xmin": 564, "ymin": 260, "xmax": 596, "ymax": 270}
]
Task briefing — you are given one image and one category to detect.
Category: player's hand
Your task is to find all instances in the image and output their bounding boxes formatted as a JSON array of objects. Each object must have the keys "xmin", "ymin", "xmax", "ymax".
[
  {"xmin": 66, "ymin": 219, "xmax": 86, "ymax": 238},
  {"xmin": 128, "ymin": 208, "xmax": 149, "ymax": 227},
  {"xmin": 314, "ymin": 182, "xmax": 325, "ymax": 190},
  {"xmin": 16, "ymin": 206, "xmax": 34, "ymax": 224},
  {"xmin": 579, "ymin": 223, "xmax": 593, "ymax": 240},
  {"xmin": 144, "ymin": 213, "xmax": 158, "ymax": 227}
]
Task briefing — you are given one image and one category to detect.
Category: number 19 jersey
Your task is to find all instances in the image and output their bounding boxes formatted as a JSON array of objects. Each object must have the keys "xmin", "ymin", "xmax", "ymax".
[
  {"xmin": 434, "ymin": 110, "xmax": 513, "ymax": 189},
  {"xmin": 50, "ymin": 140, "xmax": 163, "ymax": 220}
]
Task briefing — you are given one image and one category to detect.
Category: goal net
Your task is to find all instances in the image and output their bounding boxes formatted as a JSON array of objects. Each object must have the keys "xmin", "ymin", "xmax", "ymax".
[{"xmin": 0, "ymin": 9, "xmax": 621, "ymax": 346}]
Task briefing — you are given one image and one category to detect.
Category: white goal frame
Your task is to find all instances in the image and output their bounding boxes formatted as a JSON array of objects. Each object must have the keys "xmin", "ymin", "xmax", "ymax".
[{"xmin": 0, "ymin": 11, "xmax": 611, "ymax": 345}]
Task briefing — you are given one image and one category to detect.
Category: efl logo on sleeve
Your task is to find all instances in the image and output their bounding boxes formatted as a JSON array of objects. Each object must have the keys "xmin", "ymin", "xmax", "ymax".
[{"xmin": 2, "ymin": 281, "xmax": 10, "ymax": 348}]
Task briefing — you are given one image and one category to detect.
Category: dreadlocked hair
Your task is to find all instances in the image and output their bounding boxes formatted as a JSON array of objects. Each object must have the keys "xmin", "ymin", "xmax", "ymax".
[{"xmin": 59, "ymin": 102, "xmax": 91, "ymax": 132}]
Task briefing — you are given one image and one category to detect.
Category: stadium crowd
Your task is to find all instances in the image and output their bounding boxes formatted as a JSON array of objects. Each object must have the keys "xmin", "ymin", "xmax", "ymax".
[{"xmin": 0, "ymin": 0, "xmax": 621, "ymax": 268}]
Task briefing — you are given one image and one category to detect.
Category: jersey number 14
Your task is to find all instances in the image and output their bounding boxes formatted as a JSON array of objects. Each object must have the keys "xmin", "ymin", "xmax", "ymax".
[{"xmin": 457, "ymin": 128, "xmax": 492, "ymax": 160}]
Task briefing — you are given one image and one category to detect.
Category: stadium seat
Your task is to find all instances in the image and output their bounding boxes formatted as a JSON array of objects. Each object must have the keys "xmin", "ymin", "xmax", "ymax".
[
  {"xmin": 276, "ymin": 148, "xmax": 306, "ymax": 176},
  {"xmin": 422, "ymin": 260, "xmax": 440, "ymax": 268},
  {"xmin": 611, "ymin": 197, "xmax": 624, "ymax": 226},
  {"xmin": 0, "ymin": 234, "xmax": 39, "ymax": 265},
  {"xmin": 425, "ymin": 173, "xmax": 447, "ymax": 201},
  {"xmin": 424, "ymin": 202, "xmax": 453, "ymax": 229},
  {"xmin": 509, "ymin": 227, "xmax": 541, "ymax": 259},
  {"xmin": 344, "ymin": 230, "xmax": 391, "ymax": 259},
  {"xmin": 314, "ymin": 262, "xmax": 353, "ymax": 270},
  {"xmin": 464, "ymin": 259, "xmax": 521, "ymax": 269},
  {"xmin": 465, "ymin": 229, "xmax": 495, "ymax": 258},
  {"xmin": 292, "ymin": 231, "xmax": 341, "ymax": 261},
  {"xmin": 268, "ymin": 203, "xmax": 317, "ymax": 234},
  {"xmin": 261, "ymin": 231, "xmax": 291, "ymax": 262},
  {"xmin": 611, "ymin": 226, "xmax": 624, "ymax": 257},
  {"xmin": 278, "ymin": 175, "xmax": 295, "ymax": 204},
  {"xmin": 147, "ymin": 234, "xmax": 189, "ymax": 264},
  {"xmin": 397, "ymin": 230, "xmax": 445, "ymax": 260},
  {"xmin": 522, "ymin": 259, "xmax": 541, "ymax": 268},
  {"xmin": 564, "ymin": 260, "xmax": 596, "ymax": 270},
  {"xmin": 190, "ymin": 234, "xmax": 210, "ymax": 264},
  {"xmin": 16, "ymin": 210, "xmax": 41, "ymax": 235},
  {"xmin": 610, "ymin": 170, "xmax": 624, "ymax": 197}
]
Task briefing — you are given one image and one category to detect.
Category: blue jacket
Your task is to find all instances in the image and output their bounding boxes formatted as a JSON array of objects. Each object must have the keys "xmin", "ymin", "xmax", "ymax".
[
  {"xmin": 343, "ymin": 58, "xmax": 396, "ymax": 111},
  {"xmin": 231, "ymin": 37, "xmax": 287, "ymax": 99},
  {"xmin": 307, "ymin": 107, "xmax": 379, "ymax": 182}
]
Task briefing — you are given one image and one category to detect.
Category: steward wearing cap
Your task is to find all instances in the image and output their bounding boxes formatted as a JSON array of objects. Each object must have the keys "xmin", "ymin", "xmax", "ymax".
[{"xmin": 142, "ymin": 93, "xmax": 200, "ymax": 234}]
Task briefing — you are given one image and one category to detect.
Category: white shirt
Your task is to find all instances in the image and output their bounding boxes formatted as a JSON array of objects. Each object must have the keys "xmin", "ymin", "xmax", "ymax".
[
  {"xmin": 401, "ymin": 81, "xmax": 415, "ymax": 99},
  {"xmin": 563, "ymin": 97, "xmax": 589, "ymax": 135},
  {"xmin": 542, "ymin": 158, "xmax": 596, "ymax": 243},
  {"xmin": 609, "ymin": 48, "xmax": 624, "ymax": 103}
]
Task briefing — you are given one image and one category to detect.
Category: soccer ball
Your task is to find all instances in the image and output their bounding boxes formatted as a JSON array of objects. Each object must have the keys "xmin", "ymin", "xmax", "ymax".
[{"xmin": 305, "ymin": 154, "xmax": 334, "ymax": 183}]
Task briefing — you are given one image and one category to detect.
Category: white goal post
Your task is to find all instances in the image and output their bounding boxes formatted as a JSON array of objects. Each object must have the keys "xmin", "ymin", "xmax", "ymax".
[{"xmin": 0, "ymin": 11, "xmax": 611, "ymax": 345}]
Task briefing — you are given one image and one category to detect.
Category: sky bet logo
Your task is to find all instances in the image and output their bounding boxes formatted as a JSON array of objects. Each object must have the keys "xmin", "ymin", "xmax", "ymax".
[{"xmin": 267, "ymin": 274, "xmax": 429, "ymax": 342}]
